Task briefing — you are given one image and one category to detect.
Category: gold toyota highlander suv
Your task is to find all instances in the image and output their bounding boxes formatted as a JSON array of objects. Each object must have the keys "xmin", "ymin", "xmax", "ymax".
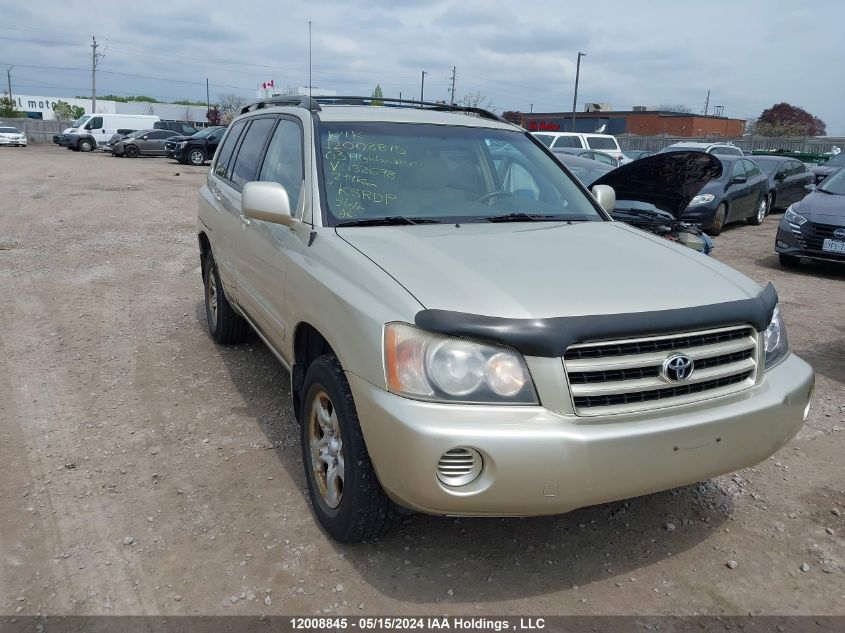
[{"xmin": 197, "ymin": 96, "xmax": 814, "ymax": 542}]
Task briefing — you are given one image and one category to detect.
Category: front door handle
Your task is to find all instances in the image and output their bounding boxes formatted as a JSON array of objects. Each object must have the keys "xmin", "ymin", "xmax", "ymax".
[{"xmin": 239, "ymin": 215, "xmax": 252, "ymax": 226}]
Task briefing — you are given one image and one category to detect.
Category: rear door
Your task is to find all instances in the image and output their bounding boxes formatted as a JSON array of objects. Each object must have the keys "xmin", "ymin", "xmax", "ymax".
[
  {"xmin": 146, "ymin": 130, "xmax": 175, "ymax": 155},
  {"xmin": 203, "ymin": 119, "xmax": 249, "ymax": 300},
  {"xmin": 786, "ymin": 160, "xmax": 813, "ymax": 205}
]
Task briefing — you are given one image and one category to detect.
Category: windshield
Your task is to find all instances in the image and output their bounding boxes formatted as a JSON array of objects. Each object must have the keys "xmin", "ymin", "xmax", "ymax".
[
  {"xmin": 586, "ymin": 136, "xmax": 617, "ymax": 150},
  {"xmin": 319, "ymin": 122, "xmax": 603, "ymax": 225},
  {"xmin": 72, "ymin": 115, "xmax": 90, "ymax": 128},
  {"xmin": 191, "ymin": 127, "xmax": 216, "ymax": 139},
  {"xmin": 825, "ymin": 153, "xmax": 845, "ymax": 167},
  {"xmin": 818, "ymin": 168, "xmax": 845, "ymax": 194},
  {"xmin": 0, "ymin": 127, "xmax": 21, "ymax": 134}
]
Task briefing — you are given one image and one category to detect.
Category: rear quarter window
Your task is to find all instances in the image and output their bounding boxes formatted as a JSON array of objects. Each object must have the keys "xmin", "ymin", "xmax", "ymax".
[
  {"xmin": 586, "ymin": 136, "xmax": 618, "ymax": 151},
  {"xmin": 213, "ymin": 120, "xmax": 248, "ymax": 181}
]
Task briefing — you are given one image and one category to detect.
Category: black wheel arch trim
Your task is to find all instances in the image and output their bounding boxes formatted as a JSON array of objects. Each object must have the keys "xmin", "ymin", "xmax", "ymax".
[{"xmin": 414, "ymin": 283, "xmax": 778, "ymax": 358}]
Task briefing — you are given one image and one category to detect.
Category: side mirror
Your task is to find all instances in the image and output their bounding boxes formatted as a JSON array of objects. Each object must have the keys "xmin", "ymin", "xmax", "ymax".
[
  {"xmin": 591, "ymin": 184, "xmax": 616, "ymax": 213},
  {"xmin": 241, "ymin": 181, "xmax": 292, "ymax": 225},
  {"xmin": 804, "ymin": 184, "xmax": 816, "ymax": 193},
  {"xmin": 731, "ymin": 175, "xmax": 747, "ymax": 184}
]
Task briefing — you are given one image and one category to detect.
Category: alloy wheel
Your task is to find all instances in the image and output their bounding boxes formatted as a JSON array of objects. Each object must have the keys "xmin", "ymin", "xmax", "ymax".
[{"xmin": 307, "ymin": 390, "xmax": 345, "ymax": 509}]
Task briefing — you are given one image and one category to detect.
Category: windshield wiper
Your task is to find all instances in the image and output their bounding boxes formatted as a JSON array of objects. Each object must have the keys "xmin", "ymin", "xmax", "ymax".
[
  {"xmin": 816, "ymin": 187, "xmax": 838, "ymax": 195},
  {"xmin": 336, "ymin": 216, "xmax": 441, "ymax": 227},
  {"xmin": 480, "ymin": 212, "xmax": 564, "ymax": 223}
]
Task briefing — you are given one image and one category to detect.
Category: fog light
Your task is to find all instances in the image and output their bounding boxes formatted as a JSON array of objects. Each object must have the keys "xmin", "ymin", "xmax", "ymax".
[
  {"xmin": 436, "ymin": 447, "xmax": 483, "ymax": 487},
  {"xmin": 777, "ymin": 240, "xmax": 789, "ymax": 248}
]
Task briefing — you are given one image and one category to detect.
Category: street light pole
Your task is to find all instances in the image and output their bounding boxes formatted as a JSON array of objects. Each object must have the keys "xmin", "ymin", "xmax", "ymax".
[
  {"xmin": 420, "ymin": 71, "xmax": 427, "ymax": 106},
  {"xmin": 571, "ymin": 51, "xmax": 586, "ymax": 132},
  {"xmin": 6, "ymin": 65, "xmax": 12, "ymax": 106}
]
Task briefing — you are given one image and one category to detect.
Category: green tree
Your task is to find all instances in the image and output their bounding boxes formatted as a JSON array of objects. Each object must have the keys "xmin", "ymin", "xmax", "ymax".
[
  {"xmin": 371, "ymin": 84, "xmax": 384, "ymax": 106},
  {"xmin": 52, "ymin": 100, "xmax": 74, "ymax": 120},
  {"xmin": 0, "ymin": 93, "xmax": 22, "ymax": 118},
  {"xmin": 71, "ymin": 105, "xmax": 85, "ymax": 119}
]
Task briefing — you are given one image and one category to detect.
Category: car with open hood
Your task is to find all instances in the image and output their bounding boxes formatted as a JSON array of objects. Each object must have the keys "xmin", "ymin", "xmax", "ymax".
[
  {"xmin": 775, "ymin": 166, "xmax": 845, "ymax": 267},
  {"xmin": 591, "ymin": 151, "xmax": 721, "ymax": 254},
  {"xmin": 197, "ymin": 96, "xmax": 813, "ymax": 542},
  {"xmin": 111, "ymin": 128, "xmax": 180, "ymax": 157}
]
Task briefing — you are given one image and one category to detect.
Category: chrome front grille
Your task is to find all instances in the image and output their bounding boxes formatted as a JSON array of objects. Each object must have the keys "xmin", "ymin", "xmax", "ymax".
[{"xmin": 563, "ymin": 325, "xmax": 759, "ymax": 416}]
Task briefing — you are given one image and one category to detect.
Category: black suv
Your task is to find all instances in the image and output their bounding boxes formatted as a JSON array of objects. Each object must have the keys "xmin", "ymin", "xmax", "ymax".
[{"xmin": 165, "ymin": 126, "xmax": 226, "ymax": 165}]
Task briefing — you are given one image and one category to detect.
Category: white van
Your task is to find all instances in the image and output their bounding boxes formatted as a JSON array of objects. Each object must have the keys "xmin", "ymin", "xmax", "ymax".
[
  {"xmin": 59, "ymin": 114, "xmax": 160, "ymax": 152},
  {"xmin": 532, "ymin": 131, "xmax": 626, "ymax": 163}
]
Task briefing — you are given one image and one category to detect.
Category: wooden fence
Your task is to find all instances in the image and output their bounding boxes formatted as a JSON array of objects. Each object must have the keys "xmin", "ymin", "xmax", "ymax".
[{"xmin": 0, "ymin": 118, "xmax": 70, "ymax": 144}]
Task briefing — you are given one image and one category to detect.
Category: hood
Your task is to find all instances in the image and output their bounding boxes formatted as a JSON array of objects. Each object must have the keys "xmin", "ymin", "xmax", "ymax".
[
  {"xmin": 168, "ymin": 135, "xmax": 193, "ymax": 142},
  {"xmin": 591, "ymin": 151, "xmax": 722, "ymax": 218},
  {"xmin": 811, "ymin": 164, "xmax": 841, "ymax": 177},
  {"xmin": 794, "ymin": 191, "xmax": 845, "ymax": 223},
  {"xmin": 337, "ymin": 221, "xmax": 759, "ymax": 319}
]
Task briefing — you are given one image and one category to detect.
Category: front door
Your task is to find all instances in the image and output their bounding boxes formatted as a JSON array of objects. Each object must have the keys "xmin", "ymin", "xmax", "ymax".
[{"xmin": 233, "ymin": 116, "xmax": 304, "ymax": 347}]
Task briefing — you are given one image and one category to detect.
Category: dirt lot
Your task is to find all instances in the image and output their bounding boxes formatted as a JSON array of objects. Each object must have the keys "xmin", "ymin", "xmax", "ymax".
[{"xmin": 1, "ymin": 145, "xmax": 843, "ymax": 617}]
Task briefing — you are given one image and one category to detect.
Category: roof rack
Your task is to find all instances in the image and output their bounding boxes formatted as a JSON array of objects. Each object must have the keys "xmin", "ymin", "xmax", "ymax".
[{"xmin": 239, "ymin": 95, "xmax": 509, "ymax": 125}]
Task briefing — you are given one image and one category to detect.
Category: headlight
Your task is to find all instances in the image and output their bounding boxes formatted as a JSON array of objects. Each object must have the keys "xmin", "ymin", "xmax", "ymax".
[
  {"xmin": 177, "ymin": 141, "xmax": 187, "ymax": 148},
  {"xmin": 763, "ymin": 307, "xmax": 789, "ymax": 369},
  {"xmin": 384, "ymin": 322, "xmax": 538, "ymax": 404},
  {"xmin": 784, "ymin": 206, "xmax": 807, "ymax": 226},
  {"xmin": 689, "ymin": 194, "xmax": 715, "ymax": 206}
]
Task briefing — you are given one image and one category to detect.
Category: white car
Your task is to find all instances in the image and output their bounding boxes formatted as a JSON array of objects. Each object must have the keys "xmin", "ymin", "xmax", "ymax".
[
  {"xmin": 0, "ymin": 126, "xmax": 27, "ymax": 147},
  {"xmin": 531, "ymin": 131, "xmax": 628, "ymax": 163}
]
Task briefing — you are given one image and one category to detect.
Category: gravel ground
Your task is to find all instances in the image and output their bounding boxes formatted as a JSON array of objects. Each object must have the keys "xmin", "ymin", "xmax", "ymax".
[{"xmin": 1, "ymin": 146, "xmax": 843, "ymax": 616}]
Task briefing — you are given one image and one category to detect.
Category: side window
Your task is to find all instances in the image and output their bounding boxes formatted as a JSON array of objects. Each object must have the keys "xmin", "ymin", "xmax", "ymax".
[
  {"xmin": 150, "ymin": 130, "xmax": 173, "ymax": 139},
  {"xmin": 744, "ymin": 159, "xmax": 760, "ymax": 177},
  {"xmin": 258, "ymin": 118, "xmax": 304, "ymax": 213},
  {"xmin": 534, "ymin": 134, "xmax": 553, "ymax": 147},
  {"xmin": 791, "ymin": 160, "xmax": 806, "ymax": 175},
  {"xmin": 729, "ymin": 147, "xmax": 743, "ymax": 156},
  {"xmin": 230, "ymin": 117, "xmax": 277, "ymax": 189},
  {"xmin": 213, "ymin": 120, "xmax": 248, "ymax": 180},
  {"xmin": 731, "ymin": 161, "xmax": 747, "ymax": 179},
  {"xmin": 88, "ymin": 116, "xmax": 103, "ymax": 130},
  {"xmin": 209, "ymin": 128, "xmax": 225, "ymax": 141}
]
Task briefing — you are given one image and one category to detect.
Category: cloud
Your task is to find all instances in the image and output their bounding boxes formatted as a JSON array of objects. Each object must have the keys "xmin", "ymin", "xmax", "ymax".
[{"xmin": 3, "ymin": 0, "xmax": 844, "ymax": 133}]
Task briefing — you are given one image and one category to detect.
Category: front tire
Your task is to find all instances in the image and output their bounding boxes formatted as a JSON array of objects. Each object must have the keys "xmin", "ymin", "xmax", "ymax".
[
  {"xmin": 706, "ymin": 203, "xmax": 726, "ymax": 236},
  {"xmin": 203, "ymin": 253, "xmax": 248, "ymax": 344},
  {"xmin": 748, "ymin": 195, "xmax": 767, "ymax": 225},
  {"xmin": 188, "ymin": 148, "xmax": 206, "ymax": 166},
  {"xmin": 301, "ymin": 355, "xmax": 396, "ymax": 542},
  {"xmin": 124, "ymin": 145, "xmax": 140, "ymax": 158},
  {"xmin": 779, "ymin": 253, "xmax": 801, "ymax": 268},
  {"xmin": 78, "ymin": 138, "xmax": 94, "ymax": 152}
]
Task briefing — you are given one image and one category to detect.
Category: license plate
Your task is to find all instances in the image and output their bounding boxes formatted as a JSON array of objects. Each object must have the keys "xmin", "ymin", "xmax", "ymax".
[{"xmin": 822, "ymin": 238, "xmax": 845, "ymax": 254}]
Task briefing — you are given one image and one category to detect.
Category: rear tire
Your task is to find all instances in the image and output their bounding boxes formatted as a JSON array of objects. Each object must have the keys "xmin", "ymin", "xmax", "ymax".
[
  {"xmin": 124, "ymin": 145, "xmax": 140, "ymax": 158},
  {"xmin": 706, "ymin": 203, "xmax": 726, "ymax": 236},
  {"xmin": 300, "ymin": 355, "xmax": 397, "ymax": 542},
  {"xmin": 748, "ymin": 195, "xmax": 767, "ymax": 225},
  {"xmin": 203, "ymin": 253, "xmax": 248, "ymax": 344},
  {"xmin": 779, "ymin": 253, "xmax": 801, "ymax": 268}
]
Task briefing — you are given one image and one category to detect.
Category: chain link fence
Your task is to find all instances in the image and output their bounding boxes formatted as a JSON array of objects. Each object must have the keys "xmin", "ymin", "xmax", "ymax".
[{"xmin": 618, "ymin": 134, "xmax": 845, "ymax": 155}]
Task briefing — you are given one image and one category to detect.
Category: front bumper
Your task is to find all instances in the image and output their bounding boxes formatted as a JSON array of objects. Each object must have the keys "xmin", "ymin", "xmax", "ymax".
[
  {"xmin": 0, "ymin": 137, "xmax": 26, "ymax": 146},
  {"xmin": 349, "ymin": 353, "xmax": 814, "ymax": 516},
  {"xmin": 776, "ymin": 219, "xmax": 845, "ymax": 264},
  {"xmin": 680, "ymin": 203, "xmax": 719, "ymax": 229}
]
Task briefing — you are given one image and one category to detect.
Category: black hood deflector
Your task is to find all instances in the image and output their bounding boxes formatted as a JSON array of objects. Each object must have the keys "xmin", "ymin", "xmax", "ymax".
[
  {"xmin": 415, "ymin": 283, "xmax": 777, "ymax": 358},
  {"xmin": 592, "ymin": 151, "xmax": 723, "ymax": 218}
]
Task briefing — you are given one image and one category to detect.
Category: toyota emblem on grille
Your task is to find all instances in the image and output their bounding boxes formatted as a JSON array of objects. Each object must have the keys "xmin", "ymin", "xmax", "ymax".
[
  {"xmin": 661, "ymin": 354, "xmax": 695, "ymax": 382},
  {"xmin": 834, "ymin": 228, "xmax": 845, "ymax": 239}
]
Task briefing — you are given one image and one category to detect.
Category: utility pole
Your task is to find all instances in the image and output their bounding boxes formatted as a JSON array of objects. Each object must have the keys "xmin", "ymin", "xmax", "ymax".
[
  {"xmin": 6, "ymin": 65, "xmax": 12, "ymax": 106},
  {"xmin": 703, "ymin": 90, "xmax": 710, "ymax": 115},
  {"xmin": 571, "ymin": 51, "xmax": 586, "ymax": 132},
  {"xmin": 449, "ymin": 66, "xmax": 456, "ymax": 106},
  {"xmin": 420, "ymin": 71, "xmax": 427, "ymax": 106},
  {"xmin": 91, "ymin": 36, "xmax": 104, "ymax": 114},
  {"xmin": 206, "ymin": 78, "xmax": 210, "ymax": 113},
  {"xmin": 529, "ymin": 103, "xmax": 533, "ymax": 113}
]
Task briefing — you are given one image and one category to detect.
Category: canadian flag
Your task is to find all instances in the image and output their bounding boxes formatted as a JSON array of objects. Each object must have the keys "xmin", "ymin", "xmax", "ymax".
[{"xmin": 261, "ymin": 80, "xmax": 275, "ymax": 90}]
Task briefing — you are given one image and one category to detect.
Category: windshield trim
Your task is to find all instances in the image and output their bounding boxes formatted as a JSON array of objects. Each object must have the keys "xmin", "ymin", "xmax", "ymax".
[{"xmin": 314, "ymin": 118, "xmax": 610, "ymax": 228}]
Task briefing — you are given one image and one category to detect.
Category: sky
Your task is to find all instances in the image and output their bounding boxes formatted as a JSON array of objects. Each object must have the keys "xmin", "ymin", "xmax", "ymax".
[{"xmin": 2, "ymin": 0, "xmax": 844, "ymax": 134}]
